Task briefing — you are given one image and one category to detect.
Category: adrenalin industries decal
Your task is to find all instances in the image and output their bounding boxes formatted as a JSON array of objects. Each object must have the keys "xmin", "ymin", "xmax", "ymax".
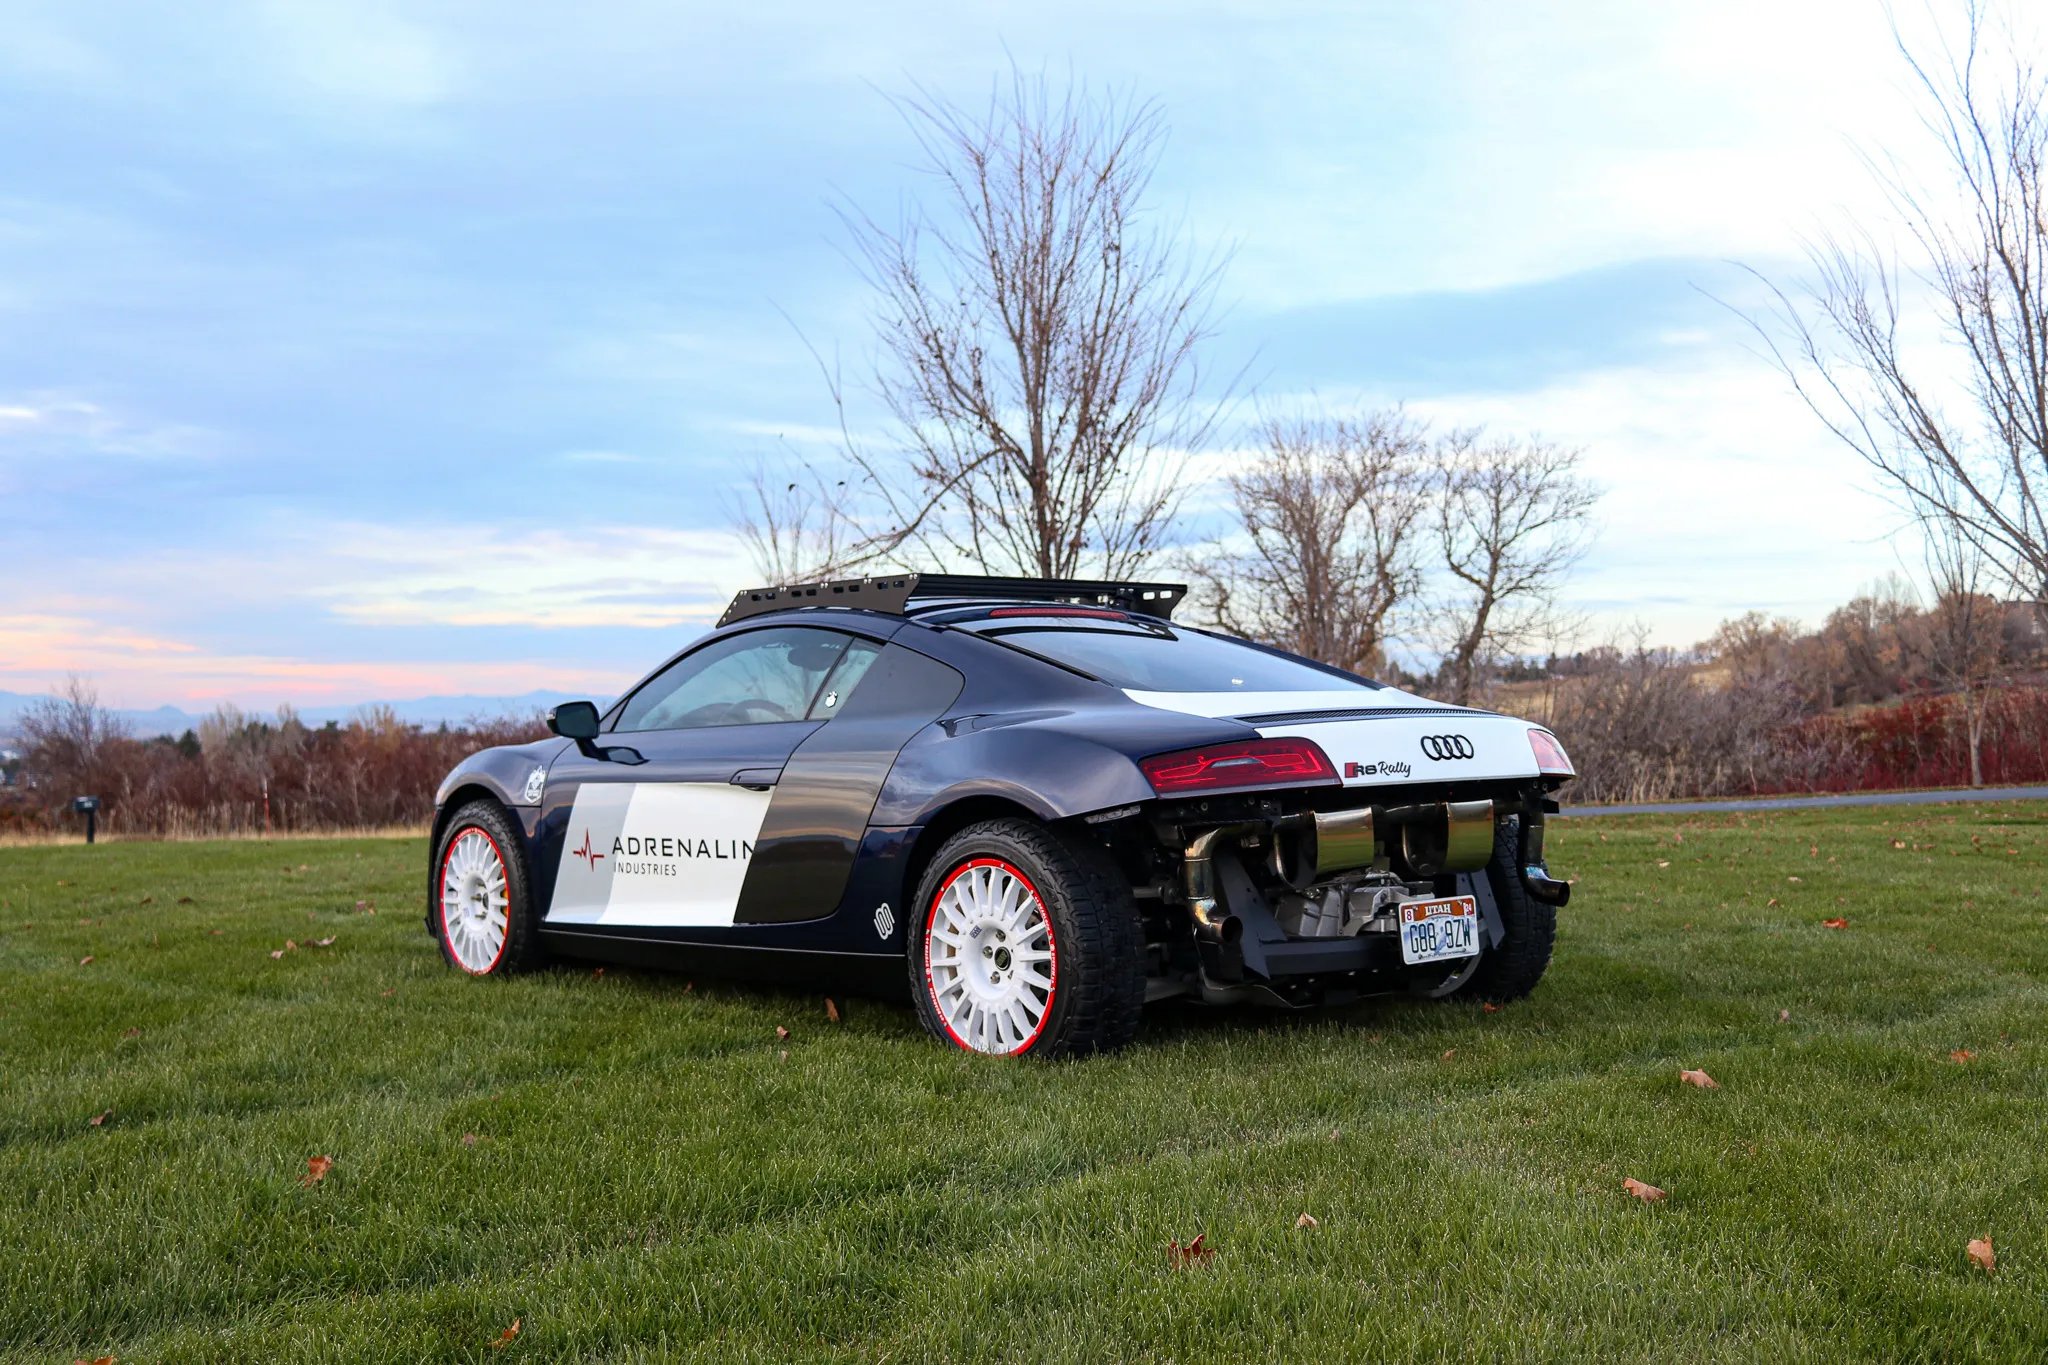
[{"xmin": 547, "ymin": 782, "xmax": 773, "ymax": 927}]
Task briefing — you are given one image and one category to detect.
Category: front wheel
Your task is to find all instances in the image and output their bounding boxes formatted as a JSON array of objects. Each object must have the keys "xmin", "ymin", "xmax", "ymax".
[
  {"xmin": 909, "ymin": 819, "xmax": 1143, "ymax": 1058},
  {"xmin": 431, "ymin": 800, "xmax": 546, "ymax": 975}
]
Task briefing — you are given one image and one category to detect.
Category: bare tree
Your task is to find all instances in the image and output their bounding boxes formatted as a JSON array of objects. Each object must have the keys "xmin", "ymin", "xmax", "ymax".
[
  {"xmin": 15, "ymin": 675, "xmax": 129, "ymax": 806},
  {"xmin": 725, "ymin": 456, "xmax": 862, "ymax": 583},
  {"xmin": 1190, "ymin": 408, "xmax": 1429, "ymax": 675},
  {"xmin": 1923, "ymin": 508, "xmax": 2004, "ymax": 785},
  {"xmin": 1746, "ymin": 2, "xmax": 2048, "ymax": 603},
  {"xmin": 775, "ymin": 66, "xmax": 1228, "ymax": 579},
  {"xmin": 1433, "ymin": 432, "xmax": 1598, "ymax": 704}
]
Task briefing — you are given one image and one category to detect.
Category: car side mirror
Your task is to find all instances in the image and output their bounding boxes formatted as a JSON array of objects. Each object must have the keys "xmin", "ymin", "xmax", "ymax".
[{"xmin": 547, "ymin": 700, "xmax": 601, "ymax": 741}]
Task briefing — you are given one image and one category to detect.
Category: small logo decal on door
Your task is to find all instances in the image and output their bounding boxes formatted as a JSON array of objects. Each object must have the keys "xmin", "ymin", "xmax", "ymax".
[
  {"xmin": 873, "ymin": 902, "xmax": 896, "ymax": 940},
  {"xmin": 523, "ymin": 766, "xmax": 546, "ymax": 803}
]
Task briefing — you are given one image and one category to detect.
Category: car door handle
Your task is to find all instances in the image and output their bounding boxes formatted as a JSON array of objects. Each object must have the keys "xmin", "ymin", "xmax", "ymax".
[{"xmin": 729, "ymin": 768, "xmax": 781, "ymax": 791}]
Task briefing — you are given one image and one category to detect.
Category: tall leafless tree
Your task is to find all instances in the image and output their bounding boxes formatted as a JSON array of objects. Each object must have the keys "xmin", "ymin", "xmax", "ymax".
[
  {"xmin": 725, "ymin": 456, "xmax": 862, "ymax": 582},
  {"xmin": 1922, "ymin": 507, "xmax": 2003, "ymax": 785},
  {"xmin": 1433, "ymin": 432, "xmax": 1598, "ymax": 704},
  {"xmin": 15, "ymin": 675, "xmax": 129, "ymax": 806},
  {"xmin": 1190, "ymin": 408, "xmax": 1429, "ymax": 675},
  {"xmin": 1747, "ymin": 2, "xmax": 2048, "ymax": 604},
  {"xmin": 769, "ymin": 66, "xmax": 1229, "ymax": 580}
]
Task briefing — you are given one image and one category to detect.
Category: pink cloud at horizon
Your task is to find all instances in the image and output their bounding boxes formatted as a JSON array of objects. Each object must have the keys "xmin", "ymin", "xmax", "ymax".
[{"xmin": 0, "ymin": 613, "xmax": 633, "ymax": 712}]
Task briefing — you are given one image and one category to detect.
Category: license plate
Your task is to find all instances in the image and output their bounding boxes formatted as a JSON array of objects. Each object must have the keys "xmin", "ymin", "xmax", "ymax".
[{"xmin": 1397, "ymin": 894, "xmax": 1480, "ymax": 965}]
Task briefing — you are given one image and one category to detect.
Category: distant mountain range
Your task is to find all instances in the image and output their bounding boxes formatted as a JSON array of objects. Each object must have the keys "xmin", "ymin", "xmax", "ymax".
[{"xmin": 0, "ymin": 688, "xmax": 579, "ymax": 740}]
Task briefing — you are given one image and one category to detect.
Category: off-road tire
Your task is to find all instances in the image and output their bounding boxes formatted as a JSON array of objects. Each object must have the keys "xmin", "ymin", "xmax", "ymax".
[
  {"xmin": 430, "ymin": 799, "xmax": 548, "ymax": 976},
  {"xmin": 909, "ymin": 818, "xmax": 1144, "ymax": 1058},
  {"xmin": 1455, "ymin": 815, "xmax": 1557, "ymax": 1003}
]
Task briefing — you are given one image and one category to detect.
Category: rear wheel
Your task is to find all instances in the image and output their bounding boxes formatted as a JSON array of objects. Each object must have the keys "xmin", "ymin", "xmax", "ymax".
[
  {"xmin": 909, "ymin": 818, "xmax": 1143, "ymax": 1058},
  {"xmin": 1451, "ymin": 815, "xmax": 1557, "ymax": 1003},
  {"xmin": 432, "ymin": 800, "xmax": 546, "ymax": 976}
]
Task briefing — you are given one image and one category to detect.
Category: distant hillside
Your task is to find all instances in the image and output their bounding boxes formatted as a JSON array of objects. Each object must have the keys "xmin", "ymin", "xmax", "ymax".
[{"xmin": 0, "ymin": 689, "xmax": 575, "ymax": 740}]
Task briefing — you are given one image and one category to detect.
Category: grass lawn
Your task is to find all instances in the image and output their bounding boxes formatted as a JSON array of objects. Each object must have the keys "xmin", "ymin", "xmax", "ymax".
[{"xmin": 3, "ymin": 804, "xmax": 2045, "ymax": 1362}]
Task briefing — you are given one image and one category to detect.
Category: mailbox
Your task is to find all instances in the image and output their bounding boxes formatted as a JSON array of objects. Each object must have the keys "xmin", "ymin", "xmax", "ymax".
[{"xmin": 71, "ymin": 794, "xmax": 101, "ymax": 844}]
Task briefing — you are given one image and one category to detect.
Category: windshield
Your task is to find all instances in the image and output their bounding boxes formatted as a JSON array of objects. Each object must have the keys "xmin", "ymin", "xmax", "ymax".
[{"xmin": 980, "ymin": 623, "xmax": 1378, "ymax": 694}]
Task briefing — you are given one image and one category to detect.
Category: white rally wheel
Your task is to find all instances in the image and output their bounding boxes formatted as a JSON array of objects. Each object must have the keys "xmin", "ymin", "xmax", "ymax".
[
  {"xmin": 438, "ymin": 826, "xmax": 511, "ymax": 974},
  {"xmin": 922, "ymin": 857, "xmax": 1059, "ymax": 1055}
]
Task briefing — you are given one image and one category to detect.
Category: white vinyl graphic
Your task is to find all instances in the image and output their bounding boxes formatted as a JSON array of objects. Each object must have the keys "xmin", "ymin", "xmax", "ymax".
[
  {"xmin": 547, "ymin": 781, "xmax": 773, "ymax": 928},
  {"xmin": 1123, "ymin": 687, "xmax": 1549, "ymax": 788}
]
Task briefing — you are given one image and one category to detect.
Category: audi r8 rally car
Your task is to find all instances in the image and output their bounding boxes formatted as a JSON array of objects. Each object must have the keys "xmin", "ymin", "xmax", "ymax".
[{"xmin": 428, "ymin": 573, "xmax": 1576, "ymax": 1057}]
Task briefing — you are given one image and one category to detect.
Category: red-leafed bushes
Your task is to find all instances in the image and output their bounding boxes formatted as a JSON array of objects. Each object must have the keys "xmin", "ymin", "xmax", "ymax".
[{"xmin": 3, "ymin": 684, "xmax": 545, "ymax": 838}]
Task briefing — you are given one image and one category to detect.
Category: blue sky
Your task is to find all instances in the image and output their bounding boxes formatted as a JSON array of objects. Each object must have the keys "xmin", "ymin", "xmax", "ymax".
[{"xmin": 0, "ymin": 0, "xmax": 1978, "ymax": 708}]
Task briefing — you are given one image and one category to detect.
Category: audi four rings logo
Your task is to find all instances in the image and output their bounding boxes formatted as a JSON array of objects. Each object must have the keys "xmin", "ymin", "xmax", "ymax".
[{"xmin": 1420, "ymin": 734, "xmax": 1476, "ymax": 760}]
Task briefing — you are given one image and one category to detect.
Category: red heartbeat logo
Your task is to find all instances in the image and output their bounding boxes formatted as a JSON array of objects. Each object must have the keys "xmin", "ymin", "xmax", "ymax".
[{"xmin": 572, "ymin": 830, "xmax": 605, "ymax": 868}]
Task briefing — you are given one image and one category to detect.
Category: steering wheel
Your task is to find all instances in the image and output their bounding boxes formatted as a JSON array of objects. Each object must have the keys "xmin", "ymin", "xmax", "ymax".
[{"xmin": 730, "ymin": 698, "xmax": 795, "ymax": 722}]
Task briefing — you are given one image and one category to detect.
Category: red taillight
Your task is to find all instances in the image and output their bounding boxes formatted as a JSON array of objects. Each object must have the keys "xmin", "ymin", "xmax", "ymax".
[
  {"xmin": 1140, "ymin": 738, "xmax": 1339, "ymax": 795},
  {"xmin": 1528, "ymin": 729, "xmax": 1575, "ymax": 776}
]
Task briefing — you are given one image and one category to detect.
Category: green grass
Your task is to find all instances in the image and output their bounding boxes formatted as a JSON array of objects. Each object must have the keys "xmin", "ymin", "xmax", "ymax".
[{"xmin": 3, "ymin": 804, "xmax": 2045, "ymax": 1363}]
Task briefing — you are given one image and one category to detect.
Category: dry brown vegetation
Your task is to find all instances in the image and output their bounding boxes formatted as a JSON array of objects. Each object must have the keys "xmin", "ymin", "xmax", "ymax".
[{"xmin": 0, "ymin": 679, "xmax": 543, "ymax": 839}]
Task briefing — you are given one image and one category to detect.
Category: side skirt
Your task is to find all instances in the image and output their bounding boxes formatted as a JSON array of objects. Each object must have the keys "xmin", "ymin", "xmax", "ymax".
[{"xmin": 539, "ymin": 927, "xmax": 909, "ymax": 1000}]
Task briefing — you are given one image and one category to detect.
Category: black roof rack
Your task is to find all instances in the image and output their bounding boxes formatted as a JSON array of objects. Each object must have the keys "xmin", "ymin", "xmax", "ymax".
[{"xmin": 716, "ymin": 572, "xmax": 1187, "ymax": 627}]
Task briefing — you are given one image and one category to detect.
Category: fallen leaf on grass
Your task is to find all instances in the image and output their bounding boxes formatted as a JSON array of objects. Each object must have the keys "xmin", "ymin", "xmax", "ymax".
[
  {"xmin": 1656, "ymin": 860, "xmax": 1671, "ymax": 869},
  {"xmin": 207, "ymin": 929, "xmax": 222, "ymax": 936},
  {"xmin": 137, "ymin": 896, "xmax": 153, "ymax": 905},
  {"xmin": 1950, "ymin": 1049, "xmax": 1976, "ymax": 1064},
  {"xmin": 1821, "ymin": 917, "xmax": 1849, "ymax": 930},
  {"xmin": 380, "ymin": 988, "xmax": 396, "ymax": 998},
  {"xmin": 78, "ymin": 956, "xmax": 93, "ymax": 966},
  {"xmin": 775, "ymin": 1025, "xmax": 790, "ymax": 1041},
  {"xmin": 176, "ymin": 896, "xmax": 194, "ymax": 904},
  {"xmin": 1480, "ymin": 1002, "xmax": 1501, "ymax": 1014},
  {"xmin": 1778, "ymin": 1009, "xmax": 1791, "ymax": 1023},
  {"xmin": 123, "ymin": 1027, "xmax": 141, "ymax": 1038},
  {"xmin": 269, "ymin": 950, "xmax": 286, "ymax": 960},
  {"xmin": 1891, "ymin": 838, "xmax": 1907, "ymax": 849},
  {"xmin": 492, "ymin": 1317, "xmax": 521, "ymax": 1348},
  {"xmin": 1787, "ymin": 875, "xmax": 1804, "ymax": 884},
  {"xmin": 313, "ymin": 937, "xmax": 335, "ymax": 948},
  {"xmin": 461, "ymin": 1132, "xmax": 482, "ymax": 1147},
  {"xmin": 825, "ymin": 997, "xmax": 841, "ymax": 1024},
  {"xmin": 1967, "ymin": 1236, "xmax": 1996, "ymax": 1274},
  {"xmin": 1440, "ymin": 1048, "xmax": 1456, "ymax": 1061},
  {"xmin": 1295, "ymin": 1213, "xmax": 1319, "ymax": 1229},
  {"xmin": 591, "ymin": 967, "xmax": 604, "ymax": 981},
  {"xmin": 1168, "ymin": 1233, "xmax": 1214, "ymax": 1267},
  {"xmin": 1623, "ymin": 1178, "xmax": 1668, "ymax": 1204},
  {"xmin": 300, "ymin": 1155, "xmax": 334, "ymax": 1187},
  {"xmin": 72, "ymin": 1356, "xmax": 114, "ymax": 1364},
  {"xmin": 88, "ymin": 1109, "xmax": 113, "ymax": 1127},
  {"xmin": 1767, "ymin": 898, "xmax": 1780, "ymax": 907}
]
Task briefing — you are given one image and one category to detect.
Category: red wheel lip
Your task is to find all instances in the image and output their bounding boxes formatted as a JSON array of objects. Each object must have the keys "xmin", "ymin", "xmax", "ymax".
[
  {"xmin": 438, "ymin": 824, "xmax": 510, "ymax": 976},
  {"xmin": 923, "ymin": 856, "xmax": 1059, "ymax": 1055}
]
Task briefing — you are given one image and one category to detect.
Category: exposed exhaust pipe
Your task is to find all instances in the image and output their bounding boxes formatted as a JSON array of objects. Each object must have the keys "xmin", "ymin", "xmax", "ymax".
[
  {"xmin": 1183, "ymin": 825, "xmax": 1251, "ymax": 944},
  {"xmin": 1269, "ymin": 807, "xmax": 1377, "ymax": 890},
  {"xmin": 1517, "ymin": 806, "xmax": 1571, "ymax": 906}
]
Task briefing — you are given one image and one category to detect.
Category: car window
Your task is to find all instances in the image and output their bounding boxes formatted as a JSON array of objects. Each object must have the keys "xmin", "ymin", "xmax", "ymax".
[
  {"xmin": 978, "ymin": 623, "xmax": 1379, "ymax": 693},
  {"xmin": 615, "ymin": 628, "xmax": 853, "ymax": 732},
  {"xmin": 806, "ymin": 638, "xmax": 885, "ymax": 719}
]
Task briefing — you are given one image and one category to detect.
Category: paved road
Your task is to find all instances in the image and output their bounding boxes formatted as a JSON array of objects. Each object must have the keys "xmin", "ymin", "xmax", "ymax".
[{"xmin": 1563, "ymin": 786, "xmax": 2048, "ymax": 818}]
